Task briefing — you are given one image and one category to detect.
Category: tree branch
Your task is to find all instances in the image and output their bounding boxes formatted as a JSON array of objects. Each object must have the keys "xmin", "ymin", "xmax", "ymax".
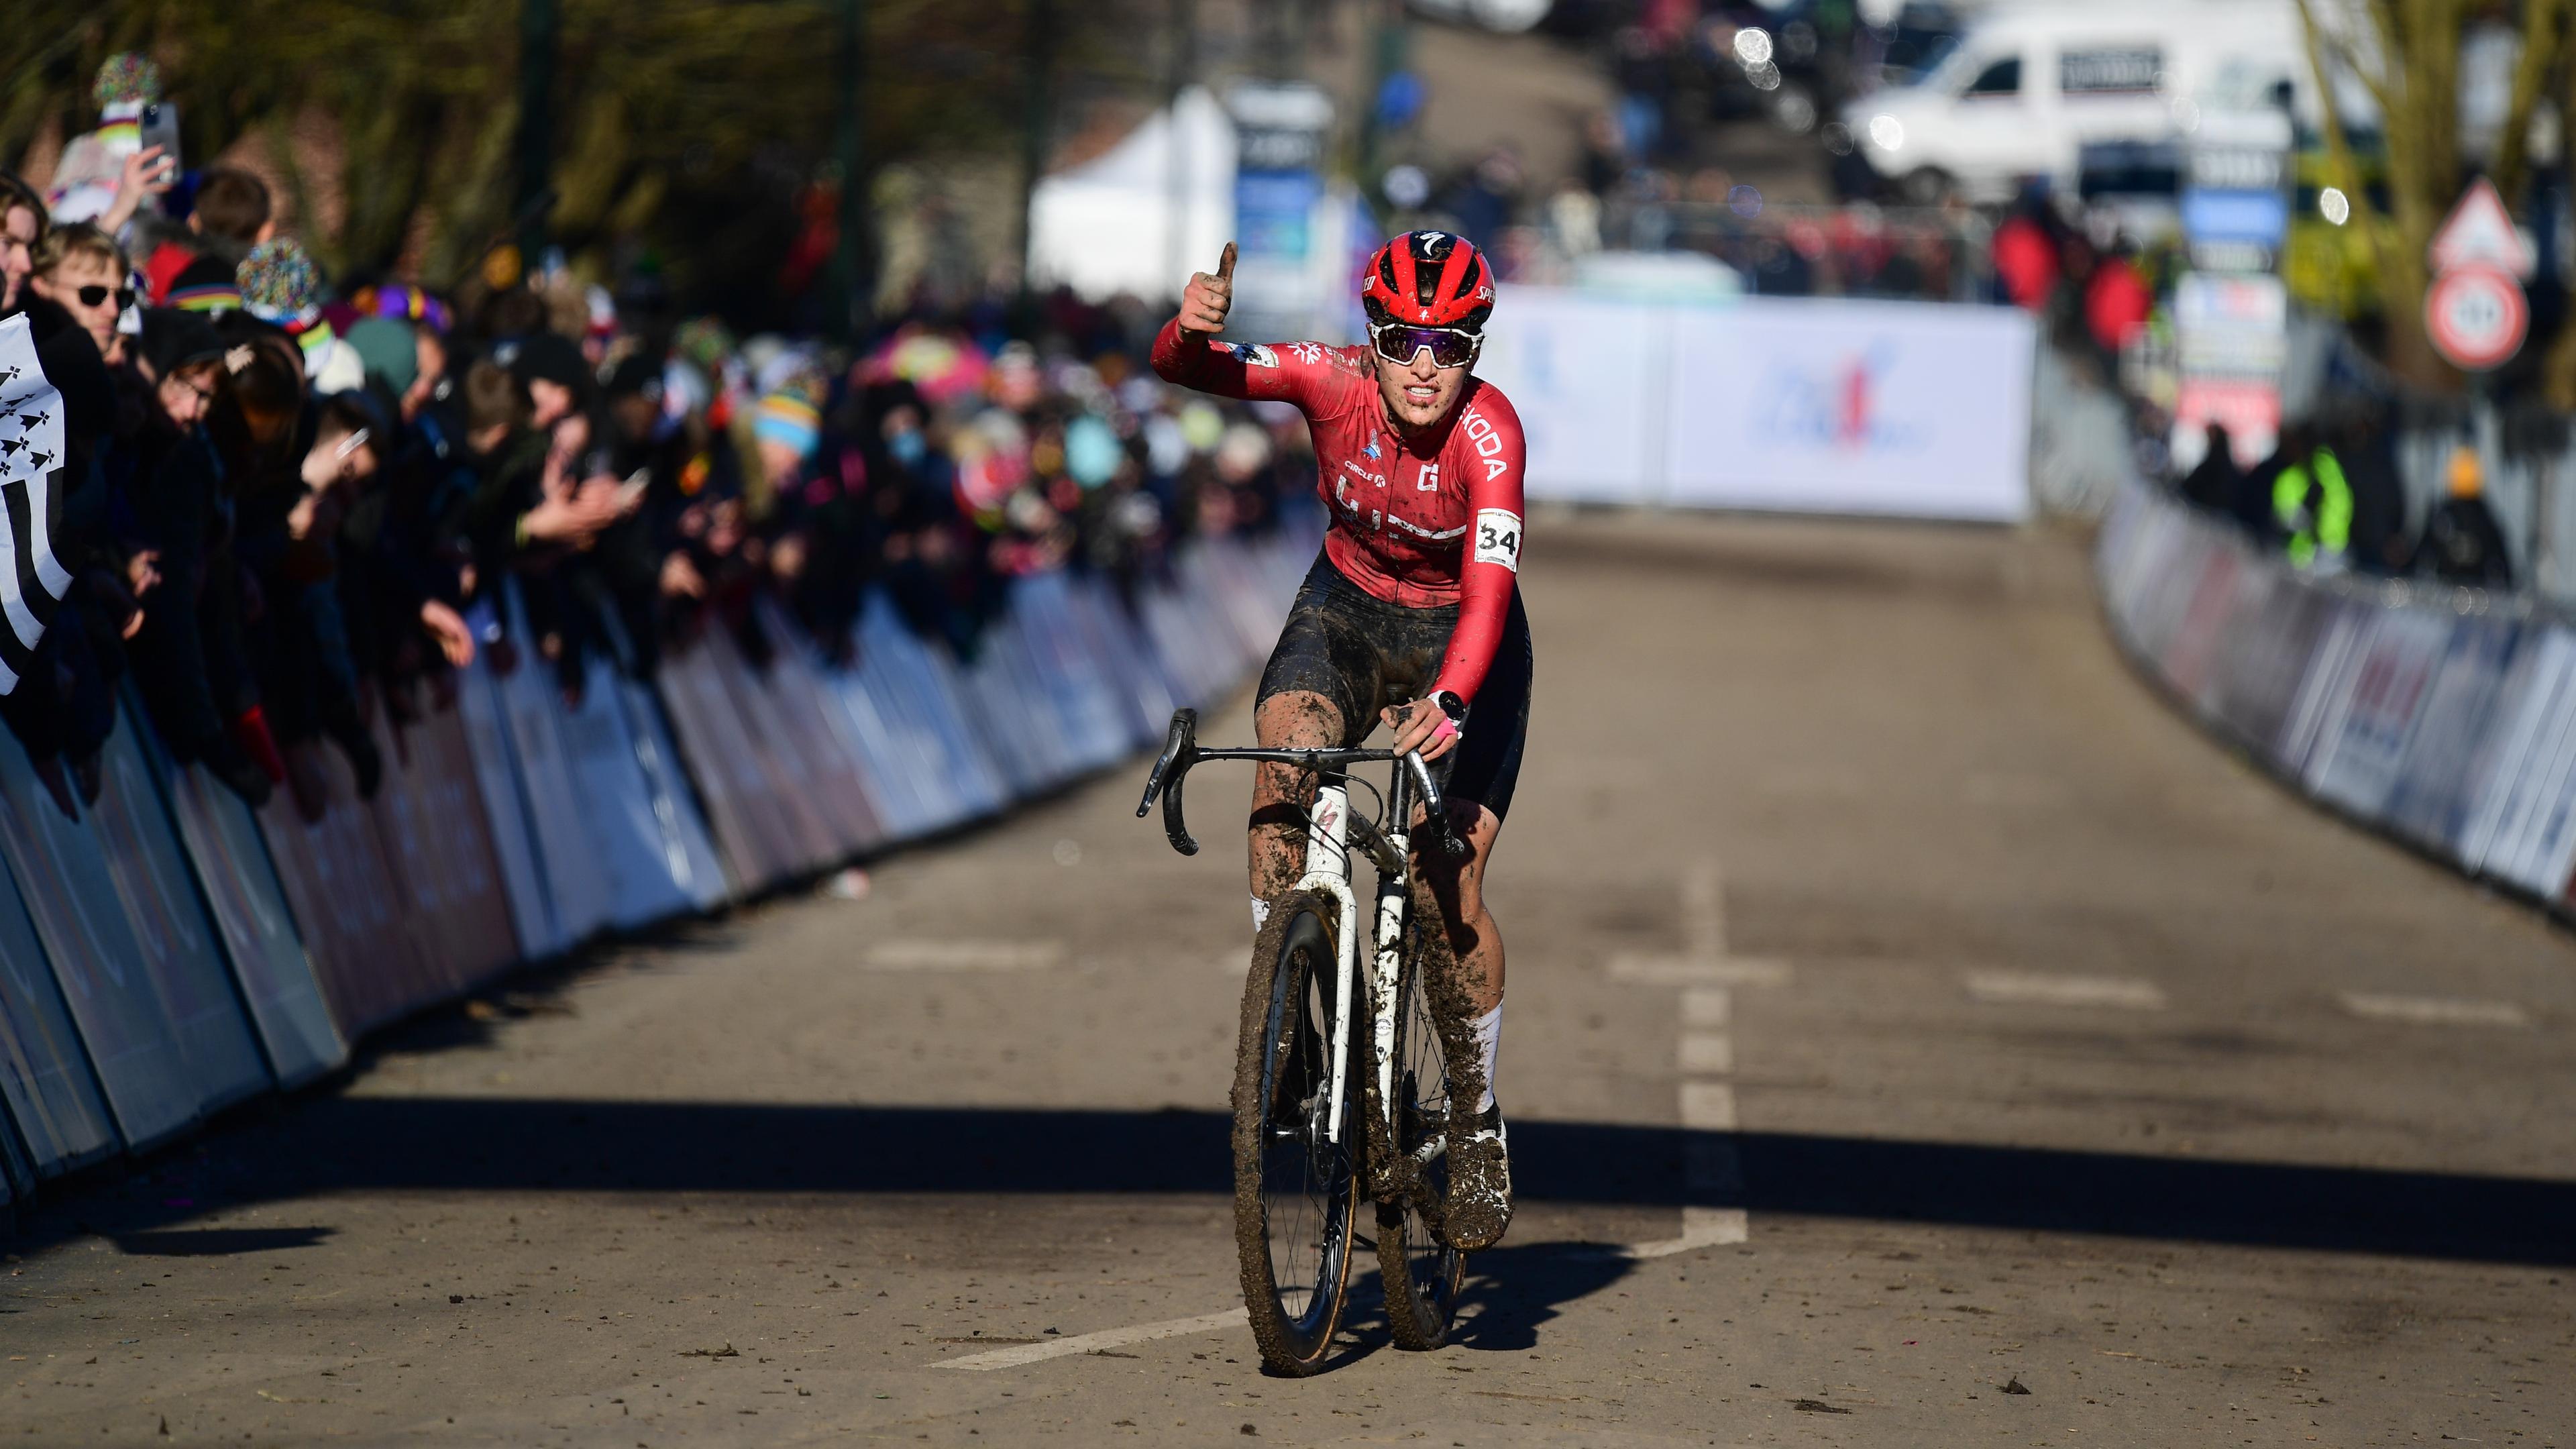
[{"xmin": 2492, "ymin": 0, "xmax": 2572, "ymax": 205}]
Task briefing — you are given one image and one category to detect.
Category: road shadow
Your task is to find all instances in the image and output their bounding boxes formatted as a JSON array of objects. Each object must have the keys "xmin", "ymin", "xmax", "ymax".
[
  {"xmin": 1448, "ymin": 1240, "xmax": 1640, "ymax": 1352},
  {"xmin": 11, "ymin": 1100, "xmax": 2574, "ymax": 1270}
]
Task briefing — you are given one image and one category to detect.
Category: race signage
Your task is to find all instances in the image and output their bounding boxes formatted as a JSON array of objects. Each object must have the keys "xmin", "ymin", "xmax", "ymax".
[
  {"xmin": 1227, "ymin": 82, "xmax": 1336, "ymax": 341},
  {"xmin": 2171, "ymin": 271, "xmax": 2288, "ymax": 468}
]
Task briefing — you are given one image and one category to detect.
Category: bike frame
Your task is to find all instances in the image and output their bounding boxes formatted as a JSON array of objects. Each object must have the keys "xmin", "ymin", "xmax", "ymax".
[
  {"xmin": 1136, "ymin": 710, "xmax": 1458, "ymax": 1164},
  {"xmin": 1289, "ymin": 760, "xmax": 1422, "ymax": 1148}
]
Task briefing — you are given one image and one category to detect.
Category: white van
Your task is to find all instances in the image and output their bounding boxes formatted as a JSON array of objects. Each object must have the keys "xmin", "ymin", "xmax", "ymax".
[{"xmin": 1843, "ymin": 0, "xmax": 2315, "ymax": 205}]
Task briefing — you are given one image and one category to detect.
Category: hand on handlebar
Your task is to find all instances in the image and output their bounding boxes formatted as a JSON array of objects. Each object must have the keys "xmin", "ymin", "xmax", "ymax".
[{"xmin": 1382, "ymin": 697, "xmax": 1460, "ymax": 763}]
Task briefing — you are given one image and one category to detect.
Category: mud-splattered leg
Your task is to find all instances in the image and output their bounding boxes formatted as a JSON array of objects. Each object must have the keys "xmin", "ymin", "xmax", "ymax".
[
  {"xmin": 1248, "ymin": 690, "xmax": 1345, "ymax": 908},
  {"xmin": 1409, "ymin": 801, "xmax": 1513, "ymax": 1251},
  {"xmin": 1409, "ymin": 800, "xmax": 1505, "ymax": 1020}
]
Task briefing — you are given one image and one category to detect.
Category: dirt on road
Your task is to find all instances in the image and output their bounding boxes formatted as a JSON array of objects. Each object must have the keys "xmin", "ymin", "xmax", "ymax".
[{"xmin": 7, "ymin": 511, "xmax": 2574, "ymax": 1446}]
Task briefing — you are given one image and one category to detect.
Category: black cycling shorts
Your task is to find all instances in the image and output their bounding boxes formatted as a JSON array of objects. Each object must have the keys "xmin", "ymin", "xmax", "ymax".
[{"xmin": 1254, "ymin": 552, "xmax": 1532, "ymax": 821}]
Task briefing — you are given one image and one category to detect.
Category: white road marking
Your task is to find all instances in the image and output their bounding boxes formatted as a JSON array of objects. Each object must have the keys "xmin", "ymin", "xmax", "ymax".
[
  {"xmin": 1966, "ymin": 970, "xmax": 2166, "ymax": 1011},
  {"xmin": 863, "ymin": 939, "xmax": 1067, "ymax": 971},
  {"xmin": 932, "ymin": 1307, "xmax": 1248, "ymax": 1370},
  {"xmin": 1606, "ymin": 863, "xmax": 1768, "ymax": 1260},
  {"xmin": 1678, "ymin": 1032, "xmax": 1734, "ymax": 1075},
  {"xmin": 1609, "ymin": 954, "xmax": 1794, "ymax": 986},
  {"xmin": 1681, "ymin": 986, "xmax": 1731, "ymax": 1028},
  {"xmin": 1678, "ymin": 1079, "xmax": 1738, "ymax": 1132},
  {"xmin": 1625, "ymin": 1206, "xmax": 1748, "ymax": 1258},
  {"xmin": 2339, "ymin": 992, "xmax": 2533, "ymax": 1028}
]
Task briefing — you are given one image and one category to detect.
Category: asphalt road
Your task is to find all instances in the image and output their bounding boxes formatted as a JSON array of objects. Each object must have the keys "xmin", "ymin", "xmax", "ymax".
[{"xmin": 7, "ymin": 511, "xmax": 2575, "ymax": 1447}]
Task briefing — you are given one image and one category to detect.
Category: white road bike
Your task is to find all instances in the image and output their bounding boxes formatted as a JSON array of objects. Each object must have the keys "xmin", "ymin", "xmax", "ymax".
[{"xmin": 1138, "ymin": 706, "xmax": 1470, "ymax": 1375}]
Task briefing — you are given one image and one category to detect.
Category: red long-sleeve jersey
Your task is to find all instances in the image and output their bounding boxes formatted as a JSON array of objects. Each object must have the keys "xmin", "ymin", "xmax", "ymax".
[{"xmin": 1150, "ymin": 319, "xmax": 1527, "ymax": 706}]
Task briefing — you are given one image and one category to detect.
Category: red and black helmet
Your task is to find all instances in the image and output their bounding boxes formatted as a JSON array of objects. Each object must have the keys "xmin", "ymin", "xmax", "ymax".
[{"xmin": 1361, "ymin": 230, "xmax": 1497, "ymax": 331}]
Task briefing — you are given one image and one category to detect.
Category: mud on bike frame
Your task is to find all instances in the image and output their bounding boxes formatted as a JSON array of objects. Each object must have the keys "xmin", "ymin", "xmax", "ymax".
[{"xmin": 1136, "ymin": 707, "xmax": 1475, "ymax": 1371}]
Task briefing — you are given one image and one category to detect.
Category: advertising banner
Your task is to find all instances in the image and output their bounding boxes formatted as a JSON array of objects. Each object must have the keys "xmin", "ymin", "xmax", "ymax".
[
  {"xmin": 2170, "ymin": 273, "xmax": 2288, "ymax": 470},
  {"xmin": 87, "ymin": 718, "xmax": 271, "ymax": 1112},
  {"xmin": 146, "ymin": 750, "xmax": 346, "ymax": 1088},
  {"xmin": 749, "ymin": 602, "xmax": 885, "ymax": 863},
  {"xmin": 487, "ymin": 589, "xmax": 618, "ymax": 948},
  {"xmin": 1474, "ymin": 290, "xmax": 1666, "ymax": 504},
  {"xmin": 610, "ymin": 675, "xmax": 731, "ymax": 913},
  {"xmin": 0, "ymin": 731, "xmax": 206, "ymax": 1150},
  {"xmin": 654, "ymin": 631, "xmax": 795, "ymax": 890},
  {"xmin": 372, "ymin": 706, "xmax": 521, "ymax": 992},
  {"xmin": 2458, "ymin": 627, "xmax": 2576, "ymax": 896},
  {"xmin": 2156, "ymin": 541, "xmax": 2245, "ymax": 708},
  {"xmin": 2306, "ymin": 610, "xmax": 2454, "ymax": 819},
  {"xmin": 259, "ymin": 741, "xmax": 435, "ymax": 1038},
  {"xmin": 449, "ymin": 627, "xmax": 555, "ymax": 958},
  {"xmin": 1659, "ymin": 297, "xmax": 2038, "ymax": 520},
  {"xmin": 0, "ymin": 855, "xmax": 115, "ymax": 1177},
  {"xmin": 2206, "ymin": 568, "xmax": 2338, "ymax": 763},
  {"xmin": 2385, "ymin": 619, "xmax": 2522, "ymax": 854}
]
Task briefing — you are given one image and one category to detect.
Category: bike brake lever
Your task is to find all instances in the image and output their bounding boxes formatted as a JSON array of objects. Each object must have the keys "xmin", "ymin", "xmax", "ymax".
[
  {"xmin": 1138, "ymin": 709, "xmax": 1201, "ymax": 855},
  {"xmin": 1404, "ymin": 751, "xmax": 1468, "ymax": 859}
]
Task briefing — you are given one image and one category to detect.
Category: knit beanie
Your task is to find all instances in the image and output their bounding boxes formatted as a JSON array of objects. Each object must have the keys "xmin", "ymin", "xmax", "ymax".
[
  {"xmin": 343, "ymin": 315, "xmax": 419, "ymax": 396},
  {"xmin": 238, "ymin": 238, "xmax": 335, "ymax": 365},
  {"xmin": 165, "ymin": 254, "xmax": 244, "ymax": 315},
  {"xmin": 752, "ymin": 389, "xmax": 820, "ymax": 462}
]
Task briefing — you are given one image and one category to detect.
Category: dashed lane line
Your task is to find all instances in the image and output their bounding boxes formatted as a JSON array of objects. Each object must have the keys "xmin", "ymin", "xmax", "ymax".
[
  {"xmin": 1681, "ymin": 986, "xmax": 1730, "ymax": 1028},
  {"xmin": 932, "ymin": 1308, "xmax": 1249, "ymax": 1370},
  {"xmin": 1607, "ymin": 954, "xmax": 1794, "ymax": 986},
  {"xmin": 1678, "ymin": 1032, "xmax": 1735, "ymax": 1075},
  {"xmin": 862, "ymin": 939, "xmax": 1067, "ymax": 971},
  {"xmin": 2339, "ymin": 992, "xmax": 2534, "ymax": 1028},
  {"xmin": 1965, "ymin": 970, "xmax": 2166, "ymax": 1011},
  {"xmin": 1627, "ymin": 1067, "xmax": 1748, "ymax": 1257},
  {"xmin": 1609, "ymin": 861, "xmax": 1768, "ymax": 1260}
]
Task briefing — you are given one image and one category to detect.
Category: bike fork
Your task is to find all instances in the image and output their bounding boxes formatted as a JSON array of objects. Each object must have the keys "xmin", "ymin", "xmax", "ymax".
[
  {"xmin": 1369, "ymin": 826, "xmax": 1409, "ymax": 1123},
  {"xmin": 1291, "ymin": 780, "xmax": 1361, "ymax": 1146}
]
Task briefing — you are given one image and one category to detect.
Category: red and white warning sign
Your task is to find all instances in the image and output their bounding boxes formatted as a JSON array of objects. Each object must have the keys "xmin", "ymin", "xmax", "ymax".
[
  {"xmin": 2425, "ymin": 264, "xmax": 2528, "ymax": 372},
  {"xmin": 2429, "ymin": 178, "xmax": 2535, "ymax": 278}
]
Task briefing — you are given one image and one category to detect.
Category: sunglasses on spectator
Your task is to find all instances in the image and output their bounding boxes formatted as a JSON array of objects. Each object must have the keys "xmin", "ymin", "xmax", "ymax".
[
  {"xmin": 75, "ymin": 283, "xmax": 137, "ymax": 309},
  {"xmin": 1368, "ymin": 323, "xmax": 1481, "ymax": 370}
]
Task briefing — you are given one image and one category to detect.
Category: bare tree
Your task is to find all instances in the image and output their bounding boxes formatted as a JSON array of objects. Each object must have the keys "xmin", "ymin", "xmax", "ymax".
[{"xmin": 2296, "ymin": 0, "xmax": 2570, "ymax": 390}]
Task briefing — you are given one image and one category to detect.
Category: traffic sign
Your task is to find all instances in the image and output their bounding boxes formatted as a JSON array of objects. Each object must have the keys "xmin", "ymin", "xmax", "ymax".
[
  {"xmin": 2425, "ymin": 264, "xmax": 2528, "ymax": 371},
  {"xmin": 2429, "ymin": 177, "xmax": 2535, "ymax": 278}
]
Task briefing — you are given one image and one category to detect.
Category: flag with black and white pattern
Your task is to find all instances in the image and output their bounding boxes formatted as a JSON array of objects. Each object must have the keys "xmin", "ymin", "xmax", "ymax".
[{"xmin": 0, "ymin": 314, "xmax": 76, "ymax": 695}]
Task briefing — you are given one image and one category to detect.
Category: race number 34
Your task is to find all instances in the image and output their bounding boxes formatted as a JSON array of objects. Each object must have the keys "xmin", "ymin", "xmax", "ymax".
[{"xmin": 1472, "ymin": 509, "xmax": 1523, "ymax": 571}]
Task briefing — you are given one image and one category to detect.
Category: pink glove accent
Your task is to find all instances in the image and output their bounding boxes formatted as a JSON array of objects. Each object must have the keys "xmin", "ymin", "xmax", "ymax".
[{"xmin": 1432, "ymin": 716, "xmax": 1460, "ymax": 744}]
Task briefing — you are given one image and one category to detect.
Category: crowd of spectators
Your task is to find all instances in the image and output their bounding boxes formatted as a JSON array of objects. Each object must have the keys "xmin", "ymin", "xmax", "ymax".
[
  {"xmin": 0, "ymin": 56, "xmax": 1309, "ymax": 830},
  {"xmin": 1390, "ymin": 118, "xmax": 1980, "ymax": 305}
]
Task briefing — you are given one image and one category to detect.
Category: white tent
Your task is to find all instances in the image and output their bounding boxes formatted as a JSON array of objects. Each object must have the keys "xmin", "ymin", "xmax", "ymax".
[{"xmin": 1030, "ymin": 86, "xmax": 1237, "ymax": 301}]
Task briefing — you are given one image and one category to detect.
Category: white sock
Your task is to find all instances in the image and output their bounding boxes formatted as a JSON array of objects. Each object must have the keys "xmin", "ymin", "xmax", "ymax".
[
  {"xmin": 1470, "ymin": 1003, "xmax": 1503, "ymax": 1114},
  {"xmin": 1250, "ymin": 895, "xmax": 1271, "ymax": 933}
]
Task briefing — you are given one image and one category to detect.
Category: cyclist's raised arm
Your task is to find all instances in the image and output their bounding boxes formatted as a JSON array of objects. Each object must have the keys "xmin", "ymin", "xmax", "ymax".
[
  {"xmin": 1150, "ymin": 242, "xmax": 1338, "ymax": 409},
  {"xmin": 1428, "ymin": 388, "xmax": 1527, "ymax": 709}
]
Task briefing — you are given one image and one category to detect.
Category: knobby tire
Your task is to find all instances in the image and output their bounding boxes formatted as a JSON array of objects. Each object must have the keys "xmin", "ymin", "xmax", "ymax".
[
  {"xmin": 1231, "ymin": 890, "xmax": 1357, "ymax": 1375},
  {"xmin": 1374, "ymin": 909, "xmax": 1465, "ymax": 1349}
]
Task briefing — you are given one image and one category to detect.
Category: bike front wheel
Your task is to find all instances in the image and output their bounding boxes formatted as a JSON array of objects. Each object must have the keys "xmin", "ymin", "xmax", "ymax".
[
  {"xmin": 1231, "ymin": 889, "xmax": 1358, "ymax": 1375},
  {"xmin": 1375, "ymin": 917, "xmax": 1465, "ymax": 1350}
]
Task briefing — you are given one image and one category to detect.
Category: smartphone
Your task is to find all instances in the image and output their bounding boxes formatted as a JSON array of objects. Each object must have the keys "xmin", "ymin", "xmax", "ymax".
[
  {"xmin": 137, "ymin": 101, "xmax": 181, "ymax": 180},
  {"xmin": 614, "ymin": 468, "xmax": 651, "ymax": 508}
]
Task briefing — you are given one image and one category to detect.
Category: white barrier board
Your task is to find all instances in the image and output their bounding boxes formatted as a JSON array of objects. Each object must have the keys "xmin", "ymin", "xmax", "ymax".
[{"xmin": 1479, "ymin": 288, "xmax": 2035, "ymax": 521}]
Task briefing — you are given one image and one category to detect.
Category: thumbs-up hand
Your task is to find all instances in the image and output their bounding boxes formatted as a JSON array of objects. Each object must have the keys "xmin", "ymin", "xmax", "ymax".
[{"xmin": 1177, "ymin": 241, "xmax": 1237, "ymax": 345}]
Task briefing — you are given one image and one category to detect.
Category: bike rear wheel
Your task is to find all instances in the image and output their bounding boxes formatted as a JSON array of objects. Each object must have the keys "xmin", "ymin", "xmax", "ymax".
[
  {"xmin": 1375, "ymin": 922, "xmax": 1465, "ymax": 1349},
  {"xmin": 1231, "ymin": 890, "xmax": 1358, "ymax": 1375}
]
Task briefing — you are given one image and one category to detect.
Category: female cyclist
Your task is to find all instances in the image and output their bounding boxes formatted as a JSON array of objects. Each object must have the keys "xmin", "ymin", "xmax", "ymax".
[{"xmin": 1151, "ymin": 230, "xmax": 1530, "ymax": 1250}]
